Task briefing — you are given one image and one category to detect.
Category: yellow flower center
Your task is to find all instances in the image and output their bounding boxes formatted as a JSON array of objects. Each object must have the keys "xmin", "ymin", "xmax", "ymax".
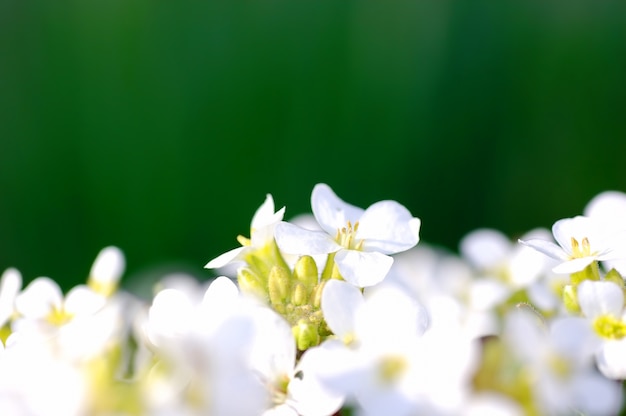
[
  {"xmin": 335, "ymin": 221, "xmax": 363, "ymax": 250},
  {"xmin": 46, "ymin": 305, "xmax": 73, "ymax": 326},
  {"xmin": 377, "ymin": 355, "xmax": 407, "ymax": 385},
  {"xmin": 570, "ymin": 237, "xmax": 597, "ymax": 259},
  {"xmin": 593, "ymin": 314, "xmax": 626, "ymax": 340}
]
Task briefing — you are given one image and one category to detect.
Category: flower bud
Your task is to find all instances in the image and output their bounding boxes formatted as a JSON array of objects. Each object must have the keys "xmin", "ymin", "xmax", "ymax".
[
  {"xmin": 292, "ymin": 282, "xmax": 308, "ymax": 306},
  {"xmin": 293, "ymin": 256, "xmax": 318, "ymax": 291},
  {"xmin": 292, "ymin": 320, "xmax": 320, "ymax": 351},
  {"xmin": 238, "ymin": 267, "xmax": 268, "ymax": 301},
  {"xmin": 562, "ymin": 284, "xmax": 581, "ymax": 314},
  {"xmin": 268, "ymin": 266, "xmax": 291, "ymax": 307}
]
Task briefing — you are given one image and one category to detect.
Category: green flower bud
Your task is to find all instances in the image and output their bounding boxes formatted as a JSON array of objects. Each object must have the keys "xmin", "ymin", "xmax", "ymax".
[
  {"xmin": 605, "ymin": 268, "xmax": 625, "ymax": 288},
  {"xmin": 562, "ymin": 284, "xmax": 581, "ymax": 314},
  {"xmin": 311, "ymin": 281, "xmax": 326, "ymax": 309},
  {"xmin": 292, "ymin": 320, "xmax": 320, "ymax": 351},
  {"xmin": 268, "ymin": 266, "xmax": 291, "ymax": 307},
  {"xmin": 292, "ymin": 282, "xmax": 308, "ymax": 306},
  {"xmin": 238, "ymin": 267, "xmax": 268, "ymax": 301},
  {"xmin": 293, "ymin": 255, "xmax": 319, "ymax": 290}
]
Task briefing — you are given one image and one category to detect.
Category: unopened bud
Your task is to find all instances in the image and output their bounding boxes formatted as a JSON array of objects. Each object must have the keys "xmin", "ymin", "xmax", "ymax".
[
  {"xmin": 268, "ymin": 266, "xmax": 291, "ymax": 306},
  {"xmin": 605, "ymin": 268, "xmax": 624, "ymax": 288},
  {"xmin": 562, "ymin": 284, "xmax": 581, "ymax": 314},
  {"xmin": 311, "ymin": 281, "xmax": 326, "ymax": 308},
  {"xmin": 292, "ymin": 282, "xmax": 308, "ymax": 306},
  {"xmin": 292, "ymin": 320, "xmax": 320, "ymax": 351},
  {"xmin": 238, "ymin": 267, "xmax": 268, "ymax": 301},
  {"xmin": 293, "ymin": 256, "xmax": 319, "ymax": 290}
]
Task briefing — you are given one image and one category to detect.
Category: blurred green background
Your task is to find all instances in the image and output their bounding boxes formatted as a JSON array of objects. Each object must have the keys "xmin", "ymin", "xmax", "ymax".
[{"xmin": 1, "ymin": 1, "xmax": 625, "ymax": 292}]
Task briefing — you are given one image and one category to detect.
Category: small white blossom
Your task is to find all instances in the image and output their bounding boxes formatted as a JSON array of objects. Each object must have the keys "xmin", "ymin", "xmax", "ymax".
[
  {"xmin": 520, "ymin": 216, "xmax": 624, "ymax": 274},
  {"xmin": 275, "ymin": 184, "xmax": 421, "ymax": 287}
]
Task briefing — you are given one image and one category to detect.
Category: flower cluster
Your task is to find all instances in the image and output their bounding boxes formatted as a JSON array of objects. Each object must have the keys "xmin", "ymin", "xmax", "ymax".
[{"xmin": 1, "ymin": 184, "xmax": 626, "ymax": 415}]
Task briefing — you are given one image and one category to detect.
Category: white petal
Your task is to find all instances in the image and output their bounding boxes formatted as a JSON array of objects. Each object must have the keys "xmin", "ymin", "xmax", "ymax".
[
  {"xmin": 518, "ymin": 238, "xmax": 567, "ymax": 261},
  {"xmin": 460, "ymin": 228, "xmax": 511, "ymax": 269},
  {"xmin": 335, "ymin": 250, "xmax": 393, "ymax": 287},
  {"xmin": 275, "ymin": 222, "xmax": 341, "ymax": 255},
  {"xmin": 15, "ymin": 277, "xmax": 63, "ymax": 318},
  {"xmin": 584, "ymin": 191, "xmax": 626, "ymax": 228},
  {"xmin": 552, "ymin": 216, "xmax": 600, "ymax": 255},
  {"xmin": 552, "ymin": 256, "xmax": 595, "ymax": 274},
  {"xmin": 205, "ymin": 246, "xmax": 246, "ymax": 269},
  {"xmin": 321, "ymin": 280, "xmax": 364, "ymax": 337},
  {"xmin": 577, "ymin": 280, "xmax": 624, "ymax": 318},
  {"xmin": 249, "ymin": 306, "xmax": 295, "ymax": 381},
  {"xmin": 64, "ymin": 285, "xmax": 106, "ymax": 316},
  {"xmin": 251, "ymin": 194, "xmax": 283, "ymax": 230},
  {"xmin": 597, "ymin": 339, "xmax": 626, "ymax": 379},
  {"xmin": 147, "ymin": 288, "xmax": 194, "ymax": 343},
  {"xmin": 357, "ymin": 201, "xmax": 421, "ymax": 254},
  {"xmin": 0, "ymin": 268, "xmax": 22, "ymax": 326},
  {"xmin": 89, "ymin": 246, "xmax": 125, "ymax": 286},
  {"xmin": 200, "ymin": 276, "xmax": 240, "ymax": 322},
  {"xmin": 358, "ymin": 285, "xmax": 425, "ymax": 347},
  {"xmin": 291, "ymin": 346, "xmax": 345, "ymax": 416},
  {"xmin": 571, "ymin": 372, "xmax": 623, "ymax": 415},
  {"xmin": 311, "ymin": 184, "xmax": 364, "ymax": 236}
]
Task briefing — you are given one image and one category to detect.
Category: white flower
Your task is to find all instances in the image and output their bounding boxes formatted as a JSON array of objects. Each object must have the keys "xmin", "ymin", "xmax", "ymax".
[
  {"xmin": 275, "ymin": 184, "xmax": 421, "ymax": 287},
  {"xmin": 519, "ymin": 216, "xmax": 623, "ymax": 274},
  {"xmin": 11, "ymin": 277, "xmax": 124, "ymax": 361},
  {"xmin": 319, "ymin": 280, "xmax": 476, "ymax": 415},
  {"xmin": 143, "ymin": 276, "xmax": 268, "ymax": 416},
  {"xmin": 250, "ymin": 306, "xmax": 344, "ymax": 416},
  {"xmin": 503, "ymin": 310, "xmax": 622, "ymax": 415},
  {"xmin": 205, "ymin": 194, "xmax": 285, "ymax": 270},
  {"xmin": 577, "ymin": 280, "xmax": 626, "ymax": 379}
]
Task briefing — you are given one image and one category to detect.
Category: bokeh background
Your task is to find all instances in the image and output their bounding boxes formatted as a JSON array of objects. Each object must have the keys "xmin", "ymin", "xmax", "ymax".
[{"xmin": 1, "ymin": 1, "xmax": 625, "ymax": 292}]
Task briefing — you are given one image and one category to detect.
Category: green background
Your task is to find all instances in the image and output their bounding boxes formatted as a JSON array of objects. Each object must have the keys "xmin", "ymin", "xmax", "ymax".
[{"xmin": 1, "ymin": 1, "xmax": 625, "ymax": 292}]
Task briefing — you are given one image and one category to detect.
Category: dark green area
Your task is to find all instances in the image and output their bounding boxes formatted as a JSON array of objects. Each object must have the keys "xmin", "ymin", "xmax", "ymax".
[{"xmin": 1, "ymin": 1, "xmax": 625, "ymax": 291}]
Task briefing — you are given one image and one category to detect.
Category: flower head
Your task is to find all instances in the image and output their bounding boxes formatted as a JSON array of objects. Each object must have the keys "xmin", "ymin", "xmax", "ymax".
[
  {"xmin": 519, "ymin": 216, "xmax": 623, "ymax": 274},
  {"xmin": 275, "ymin": 184, "xmax": 421, "ymax": 287}
]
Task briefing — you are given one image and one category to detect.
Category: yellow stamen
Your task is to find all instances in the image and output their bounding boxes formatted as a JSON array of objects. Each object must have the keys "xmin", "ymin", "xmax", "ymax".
[{"xmin": 593, "ymin": 314, "xmax": 626, "ymax": 340}]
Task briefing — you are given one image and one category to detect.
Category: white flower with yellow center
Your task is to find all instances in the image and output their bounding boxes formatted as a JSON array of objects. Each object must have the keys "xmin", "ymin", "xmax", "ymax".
[
  {"xmin": 577, "ymin": 280, "xmax": 626, "ymax": 379},
  {"xmin": 13, "ymin": 277, "xmax": 106, "ymax": 338},
  {"xmin": 519, "ymin": 215, "xmax": 622, "ymax": 274},
  {"xmin": 319, "ymin": 280, "xmax": 476, "ymax": 414},
  {"xmin": 275, "ymin": 183, "xmax": 421, "ymax": 287},
  {"xmin": 503, "ymin": 310, "xmax": 622, "ymax": 415}
]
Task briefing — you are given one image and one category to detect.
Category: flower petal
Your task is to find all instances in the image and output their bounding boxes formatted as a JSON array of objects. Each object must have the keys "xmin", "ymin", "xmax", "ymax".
[
  {"xmin": 552, "ymin": 256, "xmax": 595, "ymax": 274},
  {"xmin": 311, "ymin": 184, "xmax": 364, "ymax": 236},
  {"xmin": 518, "ymin": 238, "xmax": 567, "ymax": 261},
  {"xmin": 15, "ymin": 277, "xmax": 63, "ymax": 318},
  {"xmin": 357, "ymin": 201, "xmax": 421, "ymax": 254},
  {"xmin": 335, "ymin": 250, "xmax": 393, "ymax": 287},
  {"xmin": 577, "ymin": 280, "xmax": 624, "ymax": 318},
  {"xmin": 0, "ymin": 268, "xmax": 22, "ymax": 326},
  {"xmin": 275, "ymin": 222, "xmax": 341, "ymax": 255},
  {"xmin": 321, "ymin": 280, "xmax": 364, "ymax": 337},
  {"xmin": 89, "ymin": 246, "xmax": 125, "ymax": 288},
  {"xmin": 205, "ymin": 246, "xmax": 246, "ymax": 269},
  {"xmin": 251, "ymin": 194, "xmax": 285, "ymax": 231},
  {"xmin": 460, "ymin": 228, "xmax": 511, "ymax": 270},
  {"xmin": 64, "ymin": 285, "xmax": 106, "ymax": 316}
]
